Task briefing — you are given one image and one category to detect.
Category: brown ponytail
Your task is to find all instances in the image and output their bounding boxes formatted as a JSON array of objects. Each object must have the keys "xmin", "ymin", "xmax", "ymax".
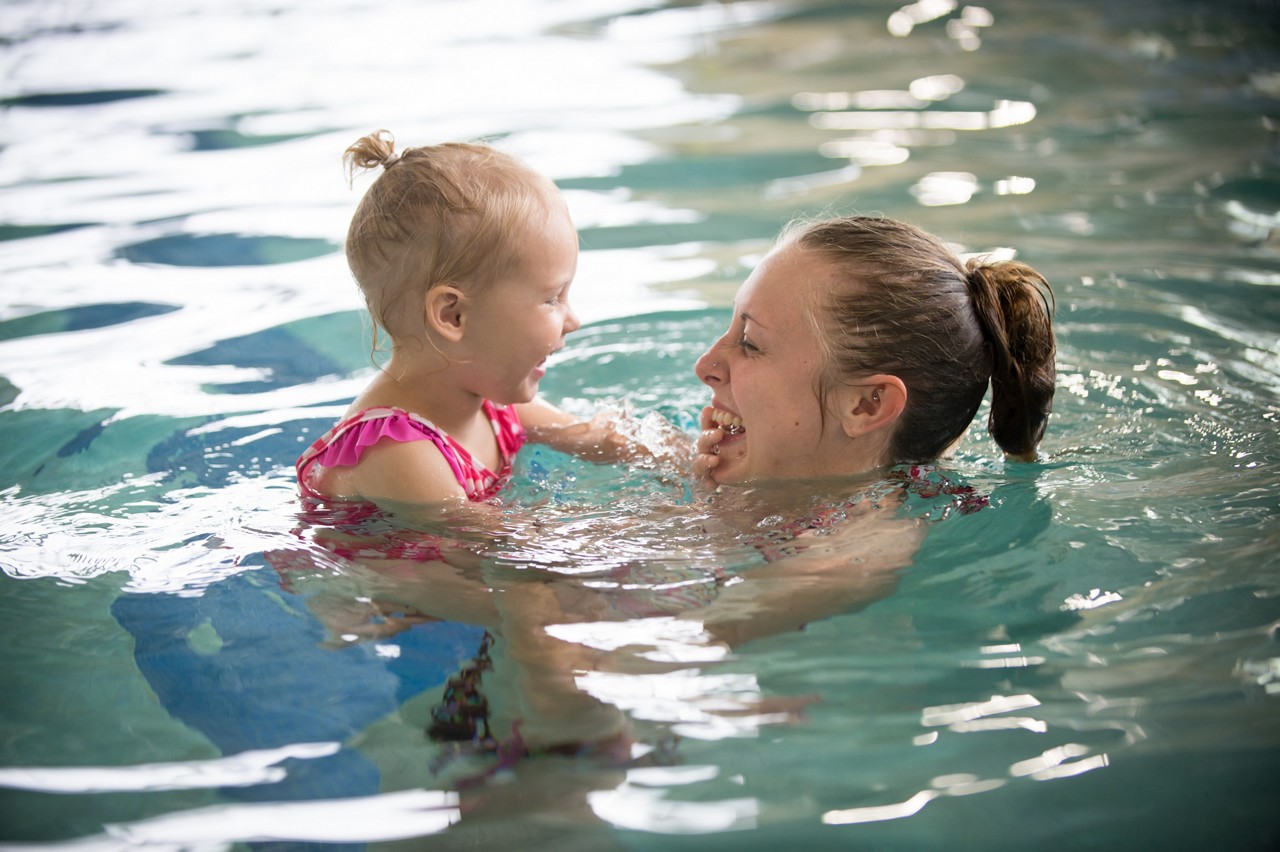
[
  {"xmin": 964, "ymin": 260, "xmax": 1056, "ymax": 460},
  {"xmin": 790, "ymin": 215, "xmax": 1056, "ymax": 464}
]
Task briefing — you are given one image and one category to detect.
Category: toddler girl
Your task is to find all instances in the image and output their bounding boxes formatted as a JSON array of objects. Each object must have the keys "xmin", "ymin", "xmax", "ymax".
[{"xmin": 297, "ymin": 130, "xmax": 662, "ymax": 507}]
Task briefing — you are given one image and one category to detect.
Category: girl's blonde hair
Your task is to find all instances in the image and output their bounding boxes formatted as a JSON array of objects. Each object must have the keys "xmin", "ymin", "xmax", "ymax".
[
  {"xmin": 786, "ymin": 215, "xmax": 1056, "ymax": 461},
  {"xmin": 342, "ymin": 130, "xmax": 561, "ymax": 345}
]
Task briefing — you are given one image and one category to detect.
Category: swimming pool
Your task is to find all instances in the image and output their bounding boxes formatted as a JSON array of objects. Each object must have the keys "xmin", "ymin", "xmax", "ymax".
[{"xmin": 2, "ymin": 0, "xmax": 1278, "ymax": 847}]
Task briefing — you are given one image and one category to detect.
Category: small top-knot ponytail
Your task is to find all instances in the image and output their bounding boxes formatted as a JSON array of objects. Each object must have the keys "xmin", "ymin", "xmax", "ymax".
[
  {"xmin": 964, "ymin": 259, "xmax": 1056, "ymax": 460},
  {"xmin": 339, "ymin": 129, "xmax": 563, "ymax": 349},
  {"xmin": 343, "ymin": 129, "xmax": 401, "ymax": 186}
]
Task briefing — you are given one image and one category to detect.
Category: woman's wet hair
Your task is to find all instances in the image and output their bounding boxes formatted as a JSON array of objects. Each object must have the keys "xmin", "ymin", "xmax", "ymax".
[
  {"xmin": 787, "ymin": 215, "xmax": 1056, "ymax": 461},
  {"xmin": 342, "ymin": 130, "xmax": 560, "ymax": 345}
]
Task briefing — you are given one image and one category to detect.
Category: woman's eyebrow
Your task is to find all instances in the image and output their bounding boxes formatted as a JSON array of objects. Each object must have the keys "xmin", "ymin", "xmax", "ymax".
[{"xmin": 741, "ymin": 310, "xmax": 768, "ymax": 329}]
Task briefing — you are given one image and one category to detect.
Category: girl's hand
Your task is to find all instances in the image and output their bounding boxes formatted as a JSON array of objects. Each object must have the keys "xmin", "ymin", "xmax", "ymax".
[{"xmin": 693, "ymin": 405, "xmax": 724, "ymax": 488}]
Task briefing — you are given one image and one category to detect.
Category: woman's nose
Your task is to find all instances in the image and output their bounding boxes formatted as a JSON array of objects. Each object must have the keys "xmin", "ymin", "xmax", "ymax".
[{"xmin": 694, "ymin": 344, "xmax": 724, "ymax": 386}]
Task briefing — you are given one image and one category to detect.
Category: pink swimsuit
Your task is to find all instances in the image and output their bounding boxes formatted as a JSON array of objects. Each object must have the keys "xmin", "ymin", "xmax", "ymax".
[{"xmin": 296, "ymin": 401, "xmax": 526, "ymax": 502}]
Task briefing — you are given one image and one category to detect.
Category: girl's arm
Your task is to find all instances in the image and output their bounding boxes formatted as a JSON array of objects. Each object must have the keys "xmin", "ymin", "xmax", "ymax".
[{"xmin": 515, "ymin": 397, "xmax": 690, "ymax": 466}]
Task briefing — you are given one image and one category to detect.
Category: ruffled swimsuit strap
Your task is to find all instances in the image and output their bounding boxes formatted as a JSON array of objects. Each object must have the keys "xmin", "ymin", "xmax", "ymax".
[
  {"xmin": 297, "ymin": 404, "xmax": 526, "ymax": 502},
  {"xmin": 483, "ymin": 399, "xmax": 527, "ymax": 465}
]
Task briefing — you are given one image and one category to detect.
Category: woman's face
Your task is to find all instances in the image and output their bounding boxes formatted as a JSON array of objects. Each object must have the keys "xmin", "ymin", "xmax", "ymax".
[{"xmin": 694, "ymin": 242, "xmax": 857, "ymax": 484}]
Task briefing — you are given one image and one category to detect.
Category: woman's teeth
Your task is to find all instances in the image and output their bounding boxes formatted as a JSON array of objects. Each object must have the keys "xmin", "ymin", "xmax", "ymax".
[{"xmin": 711, "ymin": 409, "xmax": 745, "ymax": 435}]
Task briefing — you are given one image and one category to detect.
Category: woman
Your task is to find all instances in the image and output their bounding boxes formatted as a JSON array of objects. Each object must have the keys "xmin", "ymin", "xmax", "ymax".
[{"xmin": 695, "ymin": 215, "xmax": 1056, "ymax": 484}]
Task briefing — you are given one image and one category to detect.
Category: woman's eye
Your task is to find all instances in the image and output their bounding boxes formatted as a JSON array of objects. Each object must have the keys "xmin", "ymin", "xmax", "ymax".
[{"xmin": 738, "ymin": 334, "xmax": 760, "ymax": 354}]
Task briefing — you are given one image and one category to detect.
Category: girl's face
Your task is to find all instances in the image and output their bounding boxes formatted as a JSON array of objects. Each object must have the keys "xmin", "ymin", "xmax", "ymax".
[
  {"xmin": 461, "ymin": 202, "xmax": 581, "ymax": 404},
  {"xmin": 693, "ymin": 242, "xmax": 856, "ymax": 484}
]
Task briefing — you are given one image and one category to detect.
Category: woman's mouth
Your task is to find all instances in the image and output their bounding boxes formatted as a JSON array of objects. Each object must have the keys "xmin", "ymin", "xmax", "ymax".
[{"xmin": 710, "ymin": 408, "xmax": 745, "ymax": 436}]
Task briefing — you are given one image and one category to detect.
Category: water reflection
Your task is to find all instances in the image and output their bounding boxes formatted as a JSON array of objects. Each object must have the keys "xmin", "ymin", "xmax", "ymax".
[
  {"xmin": 0, "ymin": 743, "xmax": 340, "ymax": 794},
  {"xmin": 591, "ymin": 781, "xmax": 759, "ymax": 833}
]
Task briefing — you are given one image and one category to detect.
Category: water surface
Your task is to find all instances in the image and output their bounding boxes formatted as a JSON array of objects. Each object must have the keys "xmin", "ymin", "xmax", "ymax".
[{"xmin": 2, "ymin": 0, "xmax": 1278, "ymax": 848}]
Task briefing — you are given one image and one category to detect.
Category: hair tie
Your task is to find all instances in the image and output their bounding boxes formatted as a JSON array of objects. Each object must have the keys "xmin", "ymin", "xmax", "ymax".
[
  {"xmin": 382, "ymin": 151, "xmax": 402, "ymax": 169},
  {"xmin": 963, "ymin": 258, "xmax": 990, "ymax": 295}
]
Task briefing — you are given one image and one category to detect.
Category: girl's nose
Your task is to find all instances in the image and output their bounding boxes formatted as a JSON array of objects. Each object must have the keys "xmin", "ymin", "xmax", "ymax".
[{"xmin": 564, "ymin": 301, "xmax": 581, "ymax": 335}]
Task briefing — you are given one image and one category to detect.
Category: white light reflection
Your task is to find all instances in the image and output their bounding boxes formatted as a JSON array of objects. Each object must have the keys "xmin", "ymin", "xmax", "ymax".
[
  {"xmin": 910, "ymin": 73, "xmax": 966, "ymax": 101},
  {"xmin": 910, "ymin": 171, "xmax": 978, "ymax": 206},
  {"xmin": 590, "ymin": 784, "xmax": 758, "ymax": 834},
  {"xmin": 82, "ymin": 789, "xmax": 460, "ymax": 847},
  {"xmin": 810, "ymin": 100, "xmax": 1035, "ymax": 132},
  {"xmin": 1223, "ymin": 199, "xmax": 1280, "ymax": 242},
  {"xmin": 887, "ymin": 0, "xmax": 957, "ymax": 37},
  {"xmin": 825, "ymin": 790, "xmax": 935, "ymax": 824},
  {"xmin": 995, "ymin": 175, "xmax": 1036, "ymax": 195},
  {"xmin": 545, "ymin": 617, "xmax": 729, "ymax": 663},
  {"xmin": 948, "ymin": 717, "xmax": 1048, "ymax": 734},
  {"xmin": 1061, "ymin": 588, "xmax": 1124, "ymax": 611},
  {"xmin": 1239, "ymin": 657, "xmax": 1280, "ymax": 695},
  {"xmin": 1010, "ymin": 744, "xmax": 1110, "ymax": 781},
  {"xmin": 819, "ymin": 139, "xmax": 911, "ymax": 166},
  {"xmin": 829, "ymin": 719, "xmax": 1110, "ymax": 826},
  {"xmin": 0, "ymin": 475, "xmax": 303, "ymax": 589},
  {"xmin": 571, "ymin": 667, "xmax": 779, "ymax": 740},
  {"xmin": 961, "ymin": 656, "xmax": 1047, "ymax": 669},
  {"xmin": 921, "ymin": 693, "xmax": 1040, "ymax": 727},
  {"xmin": 0, "ymin": 742, "xmax": 339, "ymax": 794},
  {"xmin": 961, "ymin": 641, "xmax": 1046, "ymax": 669},
  {"xmin": 824, "ymin": 771, "xmax": 1009, "ymax": 825},
  {"xmin": 794, "ymin": 75, "xmax": 963, "ymax": 113}
]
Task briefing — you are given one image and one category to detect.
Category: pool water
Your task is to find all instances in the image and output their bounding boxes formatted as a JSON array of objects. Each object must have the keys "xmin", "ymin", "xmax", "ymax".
[{"xmin": 2, "ymin": 0, "xmax": 1279, "ymax": 848}]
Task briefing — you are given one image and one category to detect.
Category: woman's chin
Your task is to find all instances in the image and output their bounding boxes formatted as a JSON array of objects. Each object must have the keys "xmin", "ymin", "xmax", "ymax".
[{"xmin": 709, "ymin": 446, "xmax": 750, "ymax": 484}]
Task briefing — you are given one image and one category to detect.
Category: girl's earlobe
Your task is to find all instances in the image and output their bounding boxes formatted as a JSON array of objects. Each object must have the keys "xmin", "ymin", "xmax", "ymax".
[{"xmin": 425, "ymin": 285, "xmax": 466, "ymax": 342}]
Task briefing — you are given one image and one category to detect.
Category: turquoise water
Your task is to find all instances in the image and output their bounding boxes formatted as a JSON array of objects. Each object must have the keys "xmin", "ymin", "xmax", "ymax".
[{"xmin": 2, "ymin": 0, "xmax": 1279, "ymax": 848}]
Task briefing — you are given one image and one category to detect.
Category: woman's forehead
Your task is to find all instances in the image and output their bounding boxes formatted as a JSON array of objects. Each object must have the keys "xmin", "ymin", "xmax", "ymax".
[{"xmin": 736, "ymin": 244, "xmax": 829, "ymax": 322}]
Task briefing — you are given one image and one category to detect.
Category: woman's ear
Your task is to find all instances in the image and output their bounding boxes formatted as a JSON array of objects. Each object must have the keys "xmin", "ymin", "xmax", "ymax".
[
  {"xmin": 425, "ymin": 285, "xmax": 466, "ymax": 343},
  {"xmin": 839, "ymin": 375, "xmax": 907, "ymax": 439}
]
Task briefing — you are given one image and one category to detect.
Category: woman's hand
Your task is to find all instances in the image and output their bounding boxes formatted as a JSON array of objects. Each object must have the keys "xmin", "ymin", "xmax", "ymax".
[{"xmin": 693, "ymin": 405, "xmax": 725, "ymax": 489}]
